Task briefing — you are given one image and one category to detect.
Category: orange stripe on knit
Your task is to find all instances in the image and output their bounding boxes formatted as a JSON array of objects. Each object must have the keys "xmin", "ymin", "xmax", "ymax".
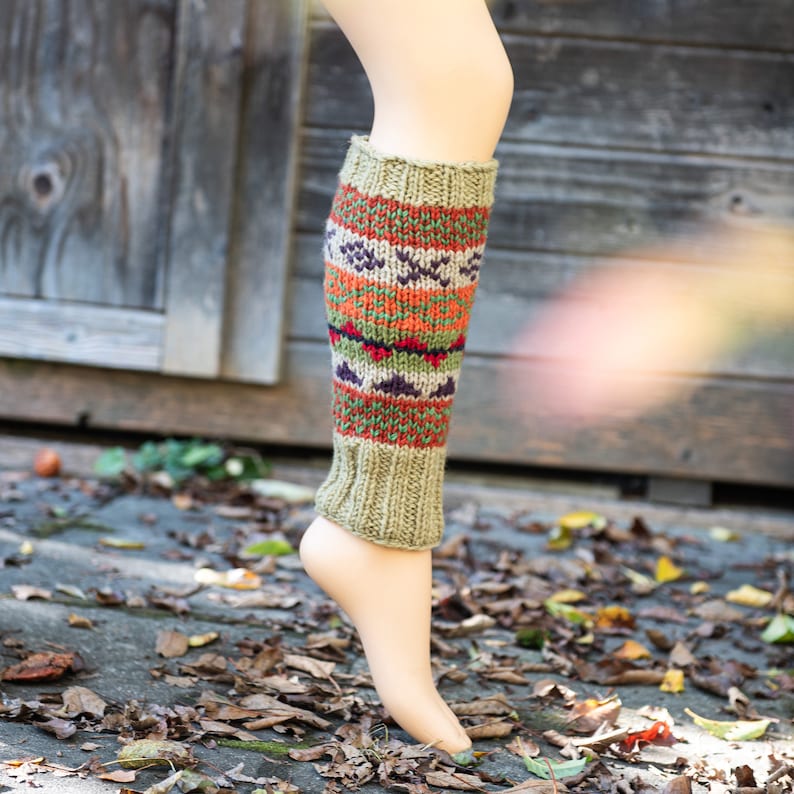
[{"xmin": 325, "ymin": 263, "xmax": 476, "ymax": 334}]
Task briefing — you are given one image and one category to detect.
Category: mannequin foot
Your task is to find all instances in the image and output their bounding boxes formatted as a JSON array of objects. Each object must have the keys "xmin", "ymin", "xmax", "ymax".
[{"xmin": 299, "ymin": 515, "xmax": 471, "ymax": 755}]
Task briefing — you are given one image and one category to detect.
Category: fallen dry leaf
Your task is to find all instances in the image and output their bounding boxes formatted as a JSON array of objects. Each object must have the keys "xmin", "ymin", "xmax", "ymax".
[
  {"xmin": 684, "ymin": 708, "xmax": 771, "ymax": 740},
  {"xmin": 11, "ymin": 585, "xmax": 52, "ymax": 601},
  {"xmin": 424, "ymin": 769, "xmax": 483, "ymax": 790},
  {"xmin": 465, "ymin": 720, "xmax": 514, "ymax": 739},
  {"xmin": 595, "ymin": 605, "xmax": 635, "ymax": 630},
  {"xmin": 155, "ymin": 630, "xmax": 189, "ymax": 659},
  {"xmin": 655, "ymin": 556, "xmax": 684, "ymax": 583},
  {"xmin": 566, "ymin": 695, "xmax": 621, "ymax": 732},
  {"xmin": 188, "ymin": 631, "xmax": 219, "ymax": 648},
  {"xmin": 725, "ymin": 584, "xmax": 774, "ymax": 608},
  {"xmin": 61, "ymin": 686, "xmax": 107, "ymax": 718},
  {"xmin": 117, "ymin": 739, "xmax": 195, "ymax": 769},
  {"xmin": 67, "ymin": 613, "xmax": 93, "ymax": 629},
  {"xmin": 614, "ymin": 639, "xmax": 652, "ymax": 660},
  {"xmin": 660, "ymin": 668, "xmax": 685, "ymax": 693},
  {"xmin": 1, "ymin": 651, "xmax": 78, "ymax": 682}
]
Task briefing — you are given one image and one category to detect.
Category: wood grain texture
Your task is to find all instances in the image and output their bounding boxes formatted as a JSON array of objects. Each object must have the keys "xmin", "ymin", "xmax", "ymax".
[
  {"xmin": 0, "ymin": 0, "xmax": 174, "ymax": 308},
  {"xmin": 0, "ymin": 297, "xmax": 162, "ymax": 371},
  {"xmin": 312, "ymin": 0, "xmax": 794, "ymax": 51},
  {"xmin": 305, "ymin": 24, "xmax": 794, "ymax": 159},
  {"xmin": 220, "ymin": 0, "xmax": 309, "ymax": 385},
  {"xmin": 291, "ymin": 234, "xmax": 794, "ymax": 379},
  {"xmin": 0, "ymin": 346, "xmax": 791, "ymax": 486},
  {"xmin": 297, "ymin": 129, "xmax": 794, "ymax": 265},
  {"xmin": 161, "ymin": 0, "xmax": 246, "ymax": 379},
  {"xmin": 487, "ymin": 0, "xmax": 794, "ymax": 52}
]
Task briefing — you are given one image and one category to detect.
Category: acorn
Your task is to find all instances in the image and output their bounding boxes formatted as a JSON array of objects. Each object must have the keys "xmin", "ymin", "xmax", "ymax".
[{"xmin": 34, "ymin": 448, "xmax": 61, "ymax": 477}]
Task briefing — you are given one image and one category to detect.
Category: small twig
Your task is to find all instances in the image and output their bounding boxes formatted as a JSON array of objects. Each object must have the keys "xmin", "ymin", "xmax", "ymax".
[{"xmin": 543, "ymin": 757, "xmax": 559, "ymax": 794}]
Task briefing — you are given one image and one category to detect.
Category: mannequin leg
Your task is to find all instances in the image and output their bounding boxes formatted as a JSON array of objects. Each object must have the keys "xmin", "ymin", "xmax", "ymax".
[{"xmin": 300, "ymin": 0, "xmax": 513, "ymax": 757}]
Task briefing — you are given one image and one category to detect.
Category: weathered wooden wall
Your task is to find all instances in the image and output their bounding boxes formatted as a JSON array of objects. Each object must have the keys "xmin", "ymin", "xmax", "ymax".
[{"xmin": 1, "ymin": 0, "xmax": 792, "ymax": 489}]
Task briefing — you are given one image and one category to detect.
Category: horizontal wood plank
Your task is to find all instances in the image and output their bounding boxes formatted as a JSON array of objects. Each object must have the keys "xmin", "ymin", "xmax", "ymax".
[
  {"xmin": 0, "ymin": 297, "xmax": 162, "ymax": 371},
  {"xmin": 305, "ymin": 24, "xmax": 794, "ymax": 159},
  {"xmin": 0, "ymin": 344, "xmax": 791, "ymax": 486},
  {"xmin": 488, "ymin": 1, "xmax": 794, "ymax": 52},
  {"xmin": 312, "ymin": 0, "xmax": 794, "ymax": 51},
  {"xmin": 290, "ymin": 234, "xmax": 794, "ymax": 379},
  {"xmin": 298, "ymin": 128, "xmax": 794, "ymax": 264}
]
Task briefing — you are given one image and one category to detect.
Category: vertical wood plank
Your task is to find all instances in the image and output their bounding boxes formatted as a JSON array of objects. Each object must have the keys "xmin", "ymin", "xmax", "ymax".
[
  {"xmin": 161, "ymin": 0, "xmax": 246, "ymax": 378},
  {"xmin": 0, "ymin": 0, "xmax": 174, "ymax": 309},
  {"xmin": 220, "ymin": 0, "xmax": 310, "ymax": 384}
]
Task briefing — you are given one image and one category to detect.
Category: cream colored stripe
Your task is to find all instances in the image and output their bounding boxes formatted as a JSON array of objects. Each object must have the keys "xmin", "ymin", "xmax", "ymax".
[
  {"xmin": 324, "ymin": 220, "xmax": 485, "ymax": 291},
  {"xmin": 331, "ymin": 350, "xmax": 460, "ymax": 400},
  {"xmin": 338, "ymin": 135, "xmax": 497, "ymax": 209}
]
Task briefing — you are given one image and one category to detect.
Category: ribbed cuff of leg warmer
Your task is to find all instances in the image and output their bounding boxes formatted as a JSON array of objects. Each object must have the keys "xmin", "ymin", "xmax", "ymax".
[{"xmin": 314, "ymin": 433, "xmax": 447, "ymax": 550}]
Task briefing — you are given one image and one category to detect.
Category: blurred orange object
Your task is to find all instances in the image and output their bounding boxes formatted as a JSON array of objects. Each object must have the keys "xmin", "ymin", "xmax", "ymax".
[{"xmin": 34, "ymin": 448, "xmax": 61, "ymax": 477}]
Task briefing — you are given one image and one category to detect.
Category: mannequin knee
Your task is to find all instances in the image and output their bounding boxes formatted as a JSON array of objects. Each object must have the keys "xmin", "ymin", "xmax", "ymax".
[{"xmin": 371, "ymin": 45, "xmax": 514, "ymax": 160}]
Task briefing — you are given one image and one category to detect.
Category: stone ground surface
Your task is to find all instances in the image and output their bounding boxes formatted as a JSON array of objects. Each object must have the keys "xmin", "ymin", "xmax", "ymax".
[{"xmin": 0, "ymin": 442, "xmax": 792, "ymax": 793}]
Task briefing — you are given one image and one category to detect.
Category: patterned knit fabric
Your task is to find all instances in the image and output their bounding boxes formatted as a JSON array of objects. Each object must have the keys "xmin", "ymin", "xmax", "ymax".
[{"xmin": 314, "ymin": 135, "xmax": 498, "ymax": 550}]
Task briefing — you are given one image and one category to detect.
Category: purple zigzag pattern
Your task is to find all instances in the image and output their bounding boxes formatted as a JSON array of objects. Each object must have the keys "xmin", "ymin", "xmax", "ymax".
[
  {"xmin": 335, "ymin": 361, "xmax": 362, "ymax": 386},
  {"xmin": 374, "ymin": 373, "xmax": 422, "ymax": 398},
  {"xmin": 395, "ymin": 249, "xmax": 452, "ymax": 287},
  {"xmin": 429, "ymin": 377, "xmax": 456, "ymax": 398}
]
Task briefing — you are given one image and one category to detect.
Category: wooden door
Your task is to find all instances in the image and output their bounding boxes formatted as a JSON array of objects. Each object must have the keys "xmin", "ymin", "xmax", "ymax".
[{"xmin": 0, "ymin": 0, "xmax": 307, "ymax": 384}]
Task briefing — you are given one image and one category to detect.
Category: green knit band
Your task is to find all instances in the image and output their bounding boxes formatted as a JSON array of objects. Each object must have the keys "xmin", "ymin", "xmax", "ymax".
[{"xmin": 314, "ymin": 433, "xmax": 447, "ymax": 550}]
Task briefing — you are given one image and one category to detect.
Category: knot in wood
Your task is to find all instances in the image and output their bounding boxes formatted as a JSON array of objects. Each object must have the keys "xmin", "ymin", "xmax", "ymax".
[{"xmin": 27, "ymin": 163, "xmax": 65, "ymax": 211}]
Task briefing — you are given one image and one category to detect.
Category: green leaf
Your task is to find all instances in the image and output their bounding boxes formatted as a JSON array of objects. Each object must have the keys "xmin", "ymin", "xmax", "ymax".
[
  {"xmin": 94, "ymin": 447, "xmax": 128, "ymax": 478},
  {"xmin": 544, "ymin": 599, "xmax": 592, "ymax": 626},
  {"xmin": 244, "ymin": 539, "xmax": 295, "ymax": 557},
  {"xmin": 523, "ymin": 755, "xmax": 588, "ymax": 779},
  {"xmin": 179, "ymin": 440, "xmax": 224, "ymax": 469},
  {"xmin": 684, "ymin": 708, "xmax": 770, "ymax": 740},
  {"xmin": 132, "ymin": 440, "xmax": 164, "ymax": 471},
  {"xmin": 515, "ymin": 628, "xmax": 546, "ymax": 649},
  {"xmin": 761, "ymin": 613, "xmax": 794, "ymax": 644}
]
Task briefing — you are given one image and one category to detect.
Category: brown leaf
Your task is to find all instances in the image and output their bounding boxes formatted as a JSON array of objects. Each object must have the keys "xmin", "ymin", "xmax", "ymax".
[
  {"xmin": 239, "ymin": 693, "xmax": 332, "ymax": 729},
  {"xmin": 506, "ymin": 736, "xmax": 540, "ymax": 758},
  {"xmin": 2, "ymin": 651, "xmax": 76, "ymax": 682},
  {"xmin": 661, "ymin": 776, "xmax": 692, "ymax": 794},
  {"xmin": 11, "ymin": 585, "xmax": 52, "ymax": 601},
  {"xmin": 532, "ymin": 679, "xmax": 578, "ymax": 703},
  {"xmin": 67, "ymin": 613, "xmax": 94, "ymax": 629},
  {"xmin": 734, "ymin": 765, "xmax": 757, "ymax": 787},
  {"xmin": 500, "ymin": 783, "xmax": 568, "ymax": 794},
  {"xmin": 668, "ymin": 641, "xmax": 697, "ymax": 668},
  {"xmin": 37, "ymin": 717, "xmax": 76, "ymax": 739},
  {"xmin": 645, "ymin": 629, "xmax": 675, "ymax": 651},
  {"xmin": 289, "ymin": 744, "xmax": 332, "ymax": 762},
  {"xmin": 692, "ymin": 600, "xmax": 745, "ymax": 622},
  {"xmin": 61, "ymin": 686, "xmax": 107, "ymax": 718},
  {"xmin": 638, "ymin": 606, "xmax": 689, "ymax": 624},
  {"xmin": 566, "ymin": 695, "xmax": 621, "ymax": 732},
  {"xmin": 98, "ymin": 769, "xmax": 137, "ymax": 783},
  {"xmin": 156, "ymin": 630, "xmax": 189, "ymax": 658},
  {"xmin": 450, "ymin": 693, "xmax": 514, "ymax": 717},
  {"xmin": 284, "ymin": 653, "xmax": 336, "ymax": 680},
  {"xmin": 424, "ymin": 770, "xmax": 482, "ymax": 790},
  {"xmin": 465, "ymin": 720, "xmax": 514, "ymax": 739}
]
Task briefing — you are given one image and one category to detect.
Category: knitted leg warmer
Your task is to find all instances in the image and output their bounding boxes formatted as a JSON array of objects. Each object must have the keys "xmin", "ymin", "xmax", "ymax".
[{"xmin": 314, "ymin": 135, "xmax": 498, "ymax": 550}]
